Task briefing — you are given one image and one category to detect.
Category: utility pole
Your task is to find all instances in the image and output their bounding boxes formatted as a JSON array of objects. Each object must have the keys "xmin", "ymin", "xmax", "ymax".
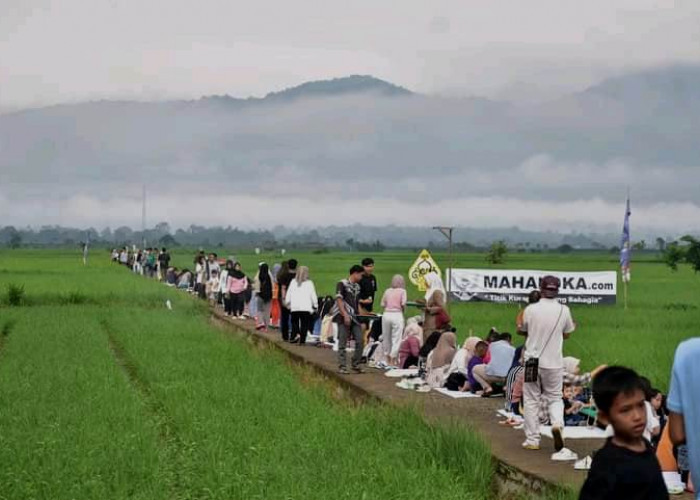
[
  {"xmin": 141, "ymin": 184, "xmax": 147, "ymax": 249},
  {"xmin": 432, "ymin": 226, "xmax": 454, "ymax": 303}
]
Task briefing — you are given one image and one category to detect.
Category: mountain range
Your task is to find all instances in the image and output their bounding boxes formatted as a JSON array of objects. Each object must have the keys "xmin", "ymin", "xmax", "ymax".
[{"xmin": 1, "ymin": 65, "xmax": 699, "ymax": 236}]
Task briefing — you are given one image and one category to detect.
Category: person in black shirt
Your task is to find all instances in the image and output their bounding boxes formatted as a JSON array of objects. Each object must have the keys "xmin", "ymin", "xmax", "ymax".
[
  {"xmin": 277, "ymin": 259, "xmax": 297, "ymax": 341},
  {"xmin": 579, "ymin": 366, "xmax": 669, "ymax": 500},
  {"xmin": 358, "ymin": 257, "xmax": 377, "ymax": 313},
  {"xmin": 157, "ymin": 248, "xmax": 170, "ymax": 280}
]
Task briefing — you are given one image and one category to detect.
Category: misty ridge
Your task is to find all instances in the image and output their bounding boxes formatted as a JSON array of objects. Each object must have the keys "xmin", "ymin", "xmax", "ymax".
[{"xmin": 0, "ymin": 65, "xmax": 699, "ymax": 233}]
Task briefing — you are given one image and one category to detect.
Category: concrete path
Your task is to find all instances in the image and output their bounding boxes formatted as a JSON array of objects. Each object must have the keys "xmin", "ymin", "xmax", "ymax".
[{"xmin": 213, "ymin": 310, "xmax": 692, "ymax": 498}]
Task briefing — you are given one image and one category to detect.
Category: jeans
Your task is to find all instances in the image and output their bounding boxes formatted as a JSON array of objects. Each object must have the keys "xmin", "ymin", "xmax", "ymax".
[{"xmin": 337, "ymin": 321, "xmax": 364, "ymax": 369}]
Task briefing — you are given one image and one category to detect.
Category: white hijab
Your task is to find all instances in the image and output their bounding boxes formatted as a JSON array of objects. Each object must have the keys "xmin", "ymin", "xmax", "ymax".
[{"xmin": 424, "ymin": 272, "xmax": 446, "ymax": 301}]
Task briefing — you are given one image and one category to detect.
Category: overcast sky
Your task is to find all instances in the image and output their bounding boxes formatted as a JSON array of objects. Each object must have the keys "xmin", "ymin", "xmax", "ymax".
[
  {"xmin": 2, "ymin": 0, "xmax": 700, "ymax": 235},
  {"xmin": 3, "ymin": 0, "xmax": 700, "ymax": 109}
]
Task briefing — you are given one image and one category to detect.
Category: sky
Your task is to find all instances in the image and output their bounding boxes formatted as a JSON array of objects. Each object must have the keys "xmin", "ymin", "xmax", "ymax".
[{"xmin": 1, "ymin": 0, "xmax": 700, "ymax": 235}]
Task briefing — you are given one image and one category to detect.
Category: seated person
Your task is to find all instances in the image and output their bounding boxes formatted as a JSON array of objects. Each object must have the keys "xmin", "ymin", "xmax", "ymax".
[
  {"xmin": 482, "ymin": 327, "xmax": 500, "ymax": 364},
  {"xmin": 445, "ymin": 372, "xmax": 470, "ymax": 392},
  {"xmin": 471, "ymin": 332, "xmax": 515, "ymax": 396},
  {"xmin": 398, "ymin": 318, "xmax": 423, "ymax": 369},
  {"xmin": 424, "ymin": 331, "xmax": 457, "ymax": 388},
  {"xmin": 563, "ymin": 383, "xmax": 587, "ymax": 426},
  {"xmin": 467, "ymin": 341, "xmax": 489, "ymax": 393}
]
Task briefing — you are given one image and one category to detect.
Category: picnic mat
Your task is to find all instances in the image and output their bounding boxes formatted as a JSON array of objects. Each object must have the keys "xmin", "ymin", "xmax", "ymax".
[
  {"xmin": 385, "ymin": 368, "xmax": 419, "ymax": 378},
  {"xmin": 434, "ymin": 387, "xmax": 483, "ymax": 399}
]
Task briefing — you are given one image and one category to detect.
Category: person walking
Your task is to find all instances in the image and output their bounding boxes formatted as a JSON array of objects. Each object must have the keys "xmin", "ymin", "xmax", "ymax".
[
  {"xmin": 380, "ymin": 274, "xmax": 407, "ymax": 367},
  {"xmin": 668, "ymin": 338, "xmax": 700, "ymax": 498},
  {"xmin": 276, "ymin": 260, "xmax": 297, "ymax": 341},
  {"xmin": 253, "ymin": 263, "xmax": 274, "ymax": 331},
  {"xmin": 332, "ymin": 265, "xmax": 365, "ymax": 374},
  {"xmin": 518, "ymin": 275, "xmax": 575, "ymax": 453},
  {"xmin": 227, "ymin": 262, "xmax": 248, "ymax": 319},
  {"xmin": 284, "ymin": 266, "xmax": 318, "ymax": 345}
]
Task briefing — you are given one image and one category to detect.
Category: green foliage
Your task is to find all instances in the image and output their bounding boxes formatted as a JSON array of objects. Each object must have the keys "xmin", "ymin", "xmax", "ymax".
[
  {"xmin": 486, "ymin": 240, "xmax": 508, "ymax": 264},
  {"xmin": 680, "ymin": 235, "xmax": 700, "ymax": 273},
  {"xmin": 6, "ymin": 282, "xmax": 25, "ymax": 306},
  {"xmin": 663, "ymin": 242, "xmax": 686, "ymax": 271}
]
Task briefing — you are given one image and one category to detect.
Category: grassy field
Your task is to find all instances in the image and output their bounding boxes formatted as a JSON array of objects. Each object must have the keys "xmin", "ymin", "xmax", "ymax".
[
  {"xmin": 172, "ymin": 248, "xmax": 700, "ymax": 391},
  {"xmin": 1, "ymin": 247, "xmax": 697, "ymax": 499},
  {"xmin": 0, "ymin": 249, "xmax": 502, "ymax": 500}
]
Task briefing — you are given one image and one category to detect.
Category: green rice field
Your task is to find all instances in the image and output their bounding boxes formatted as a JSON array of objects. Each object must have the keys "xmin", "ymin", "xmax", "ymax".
[{"xmin": 1, "ymin": 248, "xmax": 698, "ymax": 499}]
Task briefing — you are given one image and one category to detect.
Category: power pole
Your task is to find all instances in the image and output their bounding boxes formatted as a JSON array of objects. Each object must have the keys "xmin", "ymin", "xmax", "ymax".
[
  {"xmin": 432, "ymin": 226, "xmax": 454, "ymax": 303},
  {"xmin": 141, "ymin": 184, "xmax": 147, "ymax": 249}
]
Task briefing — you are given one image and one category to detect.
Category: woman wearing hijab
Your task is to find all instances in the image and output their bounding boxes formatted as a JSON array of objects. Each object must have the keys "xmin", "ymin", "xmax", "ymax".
[
  {"xmin": 448, "ymin": 335, "xmax": 482, "ymax": 376},
  {"xmin": 425, "ymin": 331, "xmax": 457, "ymax": 388},
  {"xmin": 424, "ymin": 271, "xmax": 446, "ymax": 302},
  {"xmin": 422, "ymin": 289, "xmax": 450, "ymax": 338},
  {"xmin": 254, "ymin": 263, "xmax": 274, "ymax": 331},
  {"xmin": 221, "ymin": 260, "xmax": 235, "ymax": 315},
  {"xmin": 284, "ymin": 266, "xmax": 318, "ymax": 345},
  {"xmin": 380, "ymin": 274, "xmax": 407, "ymax": 367},
  {"xmin": 227, "ymin": 262, "xmax": 248, "ymax": 319},
  {"xmin": 398, "ymin": 316, "xmax": 423, "ymax": 369}
]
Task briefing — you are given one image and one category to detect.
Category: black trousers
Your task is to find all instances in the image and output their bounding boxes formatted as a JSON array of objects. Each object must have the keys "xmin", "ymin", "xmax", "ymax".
[
  {"xmin": 291, "ymin": 311, "xmax": 312, "ymax": 344},
  {"xmin": 280, "ymin": 306, "xmax": 292, "ymax": 341},
  {"xmin": 224, "ymin": 294, "xmax": 233, "ymax": 315},
  {"xmin": 231, "ymin": 293, "xmax": 245, "ymax": 316}
]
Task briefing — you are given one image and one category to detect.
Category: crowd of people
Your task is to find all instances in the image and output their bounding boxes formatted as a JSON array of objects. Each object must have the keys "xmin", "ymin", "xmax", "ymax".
[{"xmin": 112, "ymin": 247, "xmax": 698, "ymax": 500}]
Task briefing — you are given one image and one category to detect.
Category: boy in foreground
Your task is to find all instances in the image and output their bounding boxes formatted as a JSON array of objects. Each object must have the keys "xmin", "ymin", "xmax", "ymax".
[{"xmin": 579, "ymin": 366, "xmax": 668, "ymax": 500}]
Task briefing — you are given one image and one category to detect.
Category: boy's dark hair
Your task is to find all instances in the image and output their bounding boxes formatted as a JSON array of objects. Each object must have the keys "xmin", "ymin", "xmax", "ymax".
[
  {"xmin": 445, "ymin": 372, "xmax": 467, "ymax": 391},
  {"xmin": 361, "ymin": 257, "xmax": 374, "ymax": 266},
  {"xmin": 212, "ymin": 252, "xmax": 217, "ymax": 258},
  {"xmin": 528, "ymin": 290, "xmax": 541, "ymax": 304},
  {"xmin": 162, "ymin": 247, "xmax": 167, "ymax": 252},
  {"xmin": 349, "ymin": 264, "xmax": 364, "ymax": 275},
  {"xmin": 563, "ymin": 382, "xmax": 573, "ymax": 389},
  {"xmin": 475, "ymin": 341, "xmax": 488, "ymax": 352},
  {"xmin": 288, "ymin": 259, "xmax": 298, "ymax": 270},
  {"xmin": 592, "ymin": 366, "xmax": 645, "ymax": 415},
  {"xmin": 499, "ymin": 332, "xmax": 512, "ymax": 342}
]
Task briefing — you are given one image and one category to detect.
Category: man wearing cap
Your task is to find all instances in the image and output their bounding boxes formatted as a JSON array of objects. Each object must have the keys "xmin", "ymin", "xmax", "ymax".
[{"xmin": 518, "ymin": 276, "xmax": 576, "ymax": 453}]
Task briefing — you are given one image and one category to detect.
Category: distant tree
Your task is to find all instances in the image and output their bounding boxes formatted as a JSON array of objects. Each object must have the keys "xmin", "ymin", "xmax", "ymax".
[
  {"xmin": 663, "ymin": 242, "xmax": 685, "ymax": 272},
  {"xmin": 656, "ymin": 237, "xmax": 666, "ymax": 252},
  {"xmin": 557, "ymin": 244, "xmax": 574, "ymax": 254},
  {"xmin": 680, "ymin": 235, "xmax": 700, "ymax": 273},
  {"xmin": 609, "ymin": 246, "xmax": 620, "ymax": 254},
  {"xmin": 9, "ymin": 231, "xmax": 22, "ymax": 249},
  {"xmin": 632, "ymin": 240, "xmax": 646, "ymax": 251},
  {"xmin": 159, "ymin": 234, "xmax": 178, "ymax": 247},
  {"xmin": 486, "ymin": 240, "xmax": 508, "ymax": 264}
]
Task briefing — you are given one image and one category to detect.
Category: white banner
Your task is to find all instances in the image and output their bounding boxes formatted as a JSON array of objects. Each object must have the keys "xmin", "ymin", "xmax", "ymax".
[{"xmin": 449, "ymin": 269, "xmax": 617, "ymax": 305}]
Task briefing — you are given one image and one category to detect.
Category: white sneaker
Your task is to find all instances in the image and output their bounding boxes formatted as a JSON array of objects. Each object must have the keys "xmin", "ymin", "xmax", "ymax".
[
  {"xmin": 551, "ymin": 448, "xmax": 578, "ymax": 461},
  {"xmin": 574, "ymin": 456, "xmax": 592, "ymax": 470},
  {"xmin": 415, "ymin": 385, "xmax": 431, "ymax": 393},
  {"xmin": 396, "ymin": 380, "xmax": 414, "ymax": 390}
]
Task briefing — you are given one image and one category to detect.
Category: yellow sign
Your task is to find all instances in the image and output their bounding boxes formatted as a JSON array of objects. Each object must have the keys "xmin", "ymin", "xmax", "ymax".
[{"xmin": 408, "ymin": 249, "xmax": 442, "ymax": 291}]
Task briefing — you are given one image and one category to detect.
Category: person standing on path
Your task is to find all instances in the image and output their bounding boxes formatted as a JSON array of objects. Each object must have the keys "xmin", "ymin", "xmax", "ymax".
[
  {"xmin": 518, "ymin": 275, "xmax": 576, "ymax": 452},
  {"xmin": 380, "ymin": 274, "xmax": 407, "ymax": 367},
  {"xmin": 358, "ymin": 258, "xmax": 377, "ymax": 340},
  {"xmin": 668, "ymin": 338, "xmax": 700, "ymax": 498},
  {"xmin": 253, "ymin": 263, "xmax": 274, "ymax": 331},
  {"xmin": 284, "ymin": 266, "xmax": 318, "ymax": 345},
  {"xmin": 277, "ymin": 259, "xmax": 297, "ymax": 341},
  {"xmin": 332, "ymin": 265, "xmax": 365, "ymax": 374}
]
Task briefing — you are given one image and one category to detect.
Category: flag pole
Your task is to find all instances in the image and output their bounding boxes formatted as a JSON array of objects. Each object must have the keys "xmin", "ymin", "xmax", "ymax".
[{"xmin": 620, "ymin": 188, "xmax": 631, "ymax": 310}]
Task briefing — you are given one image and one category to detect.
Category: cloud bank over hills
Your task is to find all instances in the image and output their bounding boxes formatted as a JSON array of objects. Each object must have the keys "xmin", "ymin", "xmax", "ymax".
[{"xmin": 1, "ymin": 67, "xmax": 699, "ymax": 235}]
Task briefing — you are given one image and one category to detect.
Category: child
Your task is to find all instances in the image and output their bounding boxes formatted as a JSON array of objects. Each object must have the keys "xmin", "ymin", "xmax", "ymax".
[
  {"xmin": 467, "ymin": 341, "xmax": 489, "ymax": 394},
  {"xmin": 563, "ymin": 383, "xmax": 585, "ymax": 426},
  {"xmin": 206, "ymin": 270, "xmax": 220, "ymax": 303},
  {"xmin": 579, "ymin": 366, "xmax": 669, "ymax": 500}
]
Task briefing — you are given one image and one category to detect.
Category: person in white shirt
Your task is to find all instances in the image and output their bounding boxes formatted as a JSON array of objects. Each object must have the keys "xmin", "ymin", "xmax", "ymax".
[
  {"xmin": 284, "ymin": 266, "xmax": 318, "ymax": 345},
  {"xmin": 471, "ymin": 332, "xmax": 516, "ymax": 396},
  {"xmin": 518, "ymin": 276, "xmax": 576, "ymax": 453}
]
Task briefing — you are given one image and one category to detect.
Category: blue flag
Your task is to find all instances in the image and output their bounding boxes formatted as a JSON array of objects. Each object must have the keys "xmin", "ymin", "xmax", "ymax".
[{"xmin": 620, "ymin": 197, "xmax": 631, "ymax": 282}]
